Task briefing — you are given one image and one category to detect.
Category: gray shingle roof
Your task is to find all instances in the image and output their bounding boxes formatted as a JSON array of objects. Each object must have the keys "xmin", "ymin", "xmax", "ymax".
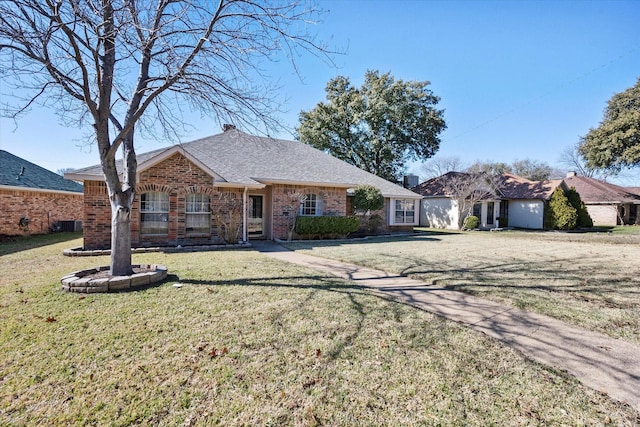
[
  {"xmin": 0, "ymin": 150, "xmax": 83, "ymax": 193},
  {"xmin": 67, "ymin": 129, "xmax": 419, "ymax": 198}
]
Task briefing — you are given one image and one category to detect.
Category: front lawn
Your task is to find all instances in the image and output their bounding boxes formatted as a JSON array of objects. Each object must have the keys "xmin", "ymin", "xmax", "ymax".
[
  {"xmin": 1, "ymin": 235, "xmax": 638, "ymax": 425},
  {"xmin": 287, "ymin": 230, "xmax": 640, "ymax": 346}
]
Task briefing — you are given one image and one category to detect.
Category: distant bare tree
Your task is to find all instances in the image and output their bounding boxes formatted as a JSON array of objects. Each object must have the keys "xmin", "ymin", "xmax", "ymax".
[
  {"xmin": 466, "ymin": 161, "xmax": 512, "ymax": 176},
  {"xmin": 420, "ymin": 156, "xmax": 465, "ymax": 179},
  {"xmin": 0, "ymin": 0, "xmax": 333, "ymax": 275},
  {"xmin": 444, "ymin": 172, "xmax": 501, "ymax": 229},
  {"xmin": 57, "ymin": 168, "xmax": 75, "ymax": 177},
  {"xmin": 558, "ymin": 143, "xmax": 610, "ymax": 179}
]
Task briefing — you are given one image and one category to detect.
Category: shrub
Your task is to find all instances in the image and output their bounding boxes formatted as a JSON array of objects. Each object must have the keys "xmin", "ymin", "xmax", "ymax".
[
  {"xmin": 565, "ymin": 187, "xmax": 593, "ymax": 228},
  {"xmin": 366, "ymin": 214, "xmax": 384, "ymax": 234},
  {"xmin": 463, "ymin": 215, "xmax": 479, "ymax": 229},
  {"xmin": 352, "ymin": 185, "xmax": 384, "ymax": 214},
  {"xmin": 497, "ymin": 216, "xmax": 508, "ymax": 228},
  {"xmin": 544, "ymin": 187, "xmax": 577, "ymax": 230},
  {"xmin": 295, "ymin": 216, "xmax": 359, "ymax": 239}
]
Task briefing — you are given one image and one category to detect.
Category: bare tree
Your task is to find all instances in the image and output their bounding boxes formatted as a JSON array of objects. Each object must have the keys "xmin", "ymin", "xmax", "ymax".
[
  {"xmin": 0, "ymin": 0, "xmax": 332, "ymax": 275},
  {"xmin": 558, "ymin": 143, "xmax": 610, "ymax": 179},
  {"xmin": 443, "ymin": 172, "xmax": 501, "ymax": 229},
  {"xmin": 420, "ymin": 155, "xmax": 465, "ymax": 180}
]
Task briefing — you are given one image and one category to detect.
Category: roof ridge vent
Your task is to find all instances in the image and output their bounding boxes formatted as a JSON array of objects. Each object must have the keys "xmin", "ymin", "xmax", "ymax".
[{"xmin": 222, "ymin": 124, "xmax": 236, "ymax": 132}]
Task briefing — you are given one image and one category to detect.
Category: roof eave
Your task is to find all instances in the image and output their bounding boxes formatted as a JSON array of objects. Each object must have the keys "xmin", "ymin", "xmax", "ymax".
[
  {"xmin": 64, "ymin": 172, "xmax": 102, "ymax": 182},
  {"xmin": 0, "ymin": 184, "xmax": 83, "ymax": 195}
]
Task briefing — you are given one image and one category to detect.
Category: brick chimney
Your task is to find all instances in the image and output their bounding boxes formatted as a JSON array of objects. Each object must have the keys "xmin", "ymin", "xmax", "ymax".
[{"xmin": 222, "ymin": 124, "xmax": 236, "ymax": 132}]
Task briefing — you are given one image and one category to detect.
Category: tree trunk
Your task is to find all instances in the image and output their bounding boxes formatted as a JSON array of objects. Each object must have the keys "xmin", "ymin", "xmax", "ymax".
[{"xmin": 110, "ymin": 190, "xmax": 134, "ymax": 276}]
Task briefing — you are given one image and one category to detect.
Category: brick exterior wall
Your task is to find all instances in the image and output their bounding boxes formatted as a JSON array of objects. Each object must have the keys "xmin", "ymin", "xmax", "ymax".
[
  {"xmin": 83, "ymin": 153, "xmax": 245, "ymax": 250},
  {"xmin": 268, "ymin": 184, "xmax": 348, "ymax": 240},
  {"xmin": 0, "ymin": 188, "xmax": 83, "ymax": 236}
]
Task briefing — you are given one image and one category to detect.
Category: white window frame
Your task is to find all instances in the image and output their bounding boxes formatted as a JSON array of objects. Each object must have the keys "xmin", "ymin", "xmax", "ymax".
[
  {"xmin": 186, "ymin": 193, "xmax": 211, "ymax": 236},
  {"xmin": 140, "ymin": 191, "xmax": 169, "ymax": 235},
  {"xmin": 390, "ymin": 198, "xmax": 419, "ymax": 226},
  {"xmin": 299, "ymin": 193, "xmax": 322, "ymax": 216}
]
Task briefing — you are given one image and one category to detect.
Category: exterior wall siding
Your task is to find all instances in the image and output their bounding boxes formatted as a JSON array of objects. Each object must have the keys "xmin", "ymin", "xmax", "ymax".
[
  {"xmin": 420, "ymin": 197, "xmax": 459, "ymax": 229},
  {"xmin": 507, "ymin": 200, "xmax": 544, "ymax": 229},
  {"xmin": 0, "ymin": 188, "xmax": 83, "ymax": 236}
]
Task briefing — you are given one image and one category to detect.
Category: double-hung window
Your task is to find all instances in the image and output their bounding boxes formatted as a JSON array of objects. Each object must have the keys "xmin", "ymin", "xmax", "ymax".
[
  {"xmin": 140, "ymin": 192, "xmax": 169, "ymax": 235},
  {"xmin": 393, "ymin": 199, "xmax": 417, "ymax": 225},
  {"xmin": 300, "ymin": 194, "xmax": 321, "ymax": 216},
  {"xmin": 186, "ymin": 193, "xmax": 211, "ymax": 235}
]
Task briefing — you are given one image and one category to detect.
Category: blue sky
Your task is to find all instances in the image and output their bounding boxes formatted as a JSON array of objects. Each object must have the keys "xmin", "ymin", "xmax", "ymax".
[{"xmin": 1, "ymin": 0, "xmax": 639, "ymax": 184}]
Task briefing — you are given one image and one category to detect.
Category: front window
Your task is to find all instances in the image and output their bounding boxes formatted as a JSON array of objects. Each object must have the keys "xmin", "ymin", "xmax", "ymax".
[
  {"xmin": 394, "ymin": 199, "xmax": 416, "ymax": 224},
  {"xmin": 140, "ymin": 192, "xmax": 169, "ymax": 235},
  {"xmin": 300, "ymin": 194, "xmax": 320, "ymax": 216},
  {"xmin": 186, "ymin": 193, "xmax": 211, "ymax": 235}
]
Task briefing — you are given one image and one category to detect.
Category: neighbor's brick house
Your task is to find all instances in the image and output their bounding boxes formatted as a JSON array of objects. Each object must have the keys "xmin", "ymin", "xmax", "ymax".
[
  {"xmin": 0, "ymin": 150, "xmax": 83, "ymax": 236},
  {"xmin": 563, "ymin": 172, "xmax": 640, "ymax": 226},
  {"xmin": 67, "ymin": 127, "xmax": 420, "ymax": 250}
]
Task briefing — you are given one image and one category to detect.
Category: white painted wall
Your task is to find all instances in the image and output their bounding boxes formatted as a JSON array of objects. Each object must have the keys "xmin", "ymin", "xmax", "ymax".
[
  {"xmin": 586, "ymin": 204, "xmax": 618, "ymax": 226},
  {"xmin": 420, "ymin": 198, "xmax": 459, "ymax": 229},
  {"xmin": 508, "ymin": 200, "xmax": 544, "ymax": 229}
]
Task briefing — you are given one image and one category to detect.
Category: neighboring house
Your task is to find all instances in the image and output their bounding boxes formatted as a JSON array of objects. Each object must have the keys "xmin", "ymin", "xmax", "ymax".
[
  {"xmin": 0, "ymin": 150, "xmax": 84, "ymax": 235},
  {"xmin": 412, "ymin": 172, "xmax": 485, "ymax": 230},
  {"xmin": 563, "ymin": 172, "xmax": 640, "ymax": 225},
  {"xmin": 65, "ymin": 127, "xmax": 421, "ymax": 250},
  {"xmin": 412, "ymin": 172, "xmax": 562, "ymax": 230},
  {"xmin": 496, "ymin": 173, "xmax": 563, "ymax": 229}
]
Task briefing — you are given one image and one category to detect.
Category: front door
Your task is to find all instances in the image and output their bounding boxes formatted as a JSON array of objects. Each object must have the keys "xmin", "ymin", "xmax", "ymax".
[{"xmin": 248, "ymin": 195, "xmax": 264, "ymax": 238}]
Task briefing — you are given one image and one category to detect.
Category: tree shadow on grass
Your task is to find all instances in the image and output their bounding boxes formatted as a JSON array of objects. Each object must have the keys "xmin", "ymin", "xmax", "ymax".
[
  {"xmin": 0, "ymin": 231, "xmax": 82, "ymax": 257},
  {"xmin": 172, "ymin": 273, "xmax": 415, "ymax": 363},
  {"xmin": 391, "ymin": 252, "xmax": 640, "ymax": 309},
  {"xmin": 282, "ymin": 233, "xmax": 442, "ymax": 251}
]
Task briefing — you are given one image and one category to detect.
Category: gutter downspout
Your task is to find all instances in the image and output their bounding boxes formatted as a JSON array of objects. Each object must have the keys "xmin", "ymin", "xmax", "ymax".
[{"xmin": 243, "ymin": 187, "xmax": 248, "ymax": 243}]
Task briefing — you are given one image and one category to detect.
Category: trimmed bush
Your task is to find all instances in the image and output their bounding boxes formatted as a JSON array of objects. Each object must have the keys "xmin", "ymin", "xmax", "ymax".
[
  {"xmin": 497, "ymin": 216, "xmax": 508, "ymax": 228},
  {"xmin": 544, "ymin": 187, "xmax": 577, "ymax": 230},
  {"xmin": 565, "ymin": 187, "xmax": 593, "ymax": 228},
  {"xmin": 463, "ymin": 215, "xmax": 479, "ymax": 229},
  {"xmin": 295, "ymin": 216, "xmax": 359, "ymax": 239}
]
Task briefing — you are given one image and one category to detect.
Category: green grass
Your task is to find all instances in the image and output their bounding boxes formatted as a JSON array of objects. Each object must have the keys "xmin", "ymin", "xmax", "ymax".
[
  {"xmin": 1, "ymin": 235, "xmax": 638, "ymax": 425},
  {"xmin": 286, "ymin": 230, "xmax": 640, "ymax": 346}
]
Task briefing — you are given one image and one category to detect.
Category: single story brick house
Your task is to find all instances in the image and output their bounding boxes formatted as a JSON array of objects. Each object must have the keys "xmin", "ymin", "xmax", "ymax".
[
  {"xmin": 66, "ymin": 127, "xmax": 421, "ymax": 250},
  {"xmin": 0, "ymin": 150, "xmax": 84, "ymax": 235},
  {"xmin": 563, "ymin": 172, "xmax": 640, "ymax": 225},
  {"xmin": 412, "ymin": 172, "xmax": 563, "ymax": 230}
]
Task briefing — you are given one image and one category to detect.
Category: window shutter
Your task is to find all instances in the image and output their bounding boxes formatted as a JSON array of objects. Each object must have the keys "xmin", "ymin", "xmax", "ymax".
[{"xmin": 316, "ymin": 198, "xmax": 323, "ymax": 216}]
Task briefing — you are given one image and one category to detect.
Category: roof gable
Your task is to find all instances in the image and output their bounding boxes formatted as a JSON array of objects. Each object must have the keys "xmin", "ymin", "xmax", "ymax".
[{"xmin": 0, "ymin": 150, "xmax": 83, "ymax": 193}]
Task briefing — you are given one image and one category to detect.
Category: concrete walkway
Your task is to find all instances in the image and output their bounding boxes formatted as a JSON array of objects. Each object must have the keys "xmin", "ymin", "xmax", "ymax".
[{"xmin": 253, "ymin": 241, "xmax": 640, "ymax": 412}]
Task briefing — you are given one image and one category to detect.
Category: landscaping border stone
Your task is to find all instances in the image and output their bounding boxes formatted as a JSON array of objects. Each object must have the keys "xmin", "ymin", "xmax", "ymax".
[{"xmin": 61, "ymin": 264, "xmax": 168, "ymax": 293}]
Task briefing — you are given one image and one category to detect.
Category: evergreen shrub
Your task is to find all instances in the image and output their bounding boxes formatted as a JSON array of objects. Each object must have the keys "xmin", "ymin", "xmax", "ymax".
[
  {"xmin": 463, "ymin": 215, "xmax": 479, "ymax": 229},
  {"xmin": 295, "ymin": 216, "xmax": 359, "ymax": 239}
]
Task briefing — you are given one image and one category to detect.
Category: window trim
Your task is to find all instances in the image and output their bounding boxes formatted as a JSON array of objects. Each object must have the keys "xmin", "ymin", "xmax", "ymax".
[
  {"xmin": 389, "ymin": 198, "xmax": 418, "ymax": 226},
  {"xmin": 140, "ymin": 191, "xmax": 169, "ymax": 236},
  {"xmin": 185, "ymin": 193, "xmax": 211, "ymax": 236},
  {"xmin": 299, "ymin": 193, "xmax": 321, "ymax": 216}
]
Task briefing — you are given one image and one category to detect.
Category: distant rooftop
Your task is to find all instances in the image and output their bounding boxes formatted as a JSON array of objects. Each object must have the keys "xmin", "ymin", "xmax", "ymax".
[{"xmin": 0, "ymin": 150, "xmax": 83, "ymax": 193}]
